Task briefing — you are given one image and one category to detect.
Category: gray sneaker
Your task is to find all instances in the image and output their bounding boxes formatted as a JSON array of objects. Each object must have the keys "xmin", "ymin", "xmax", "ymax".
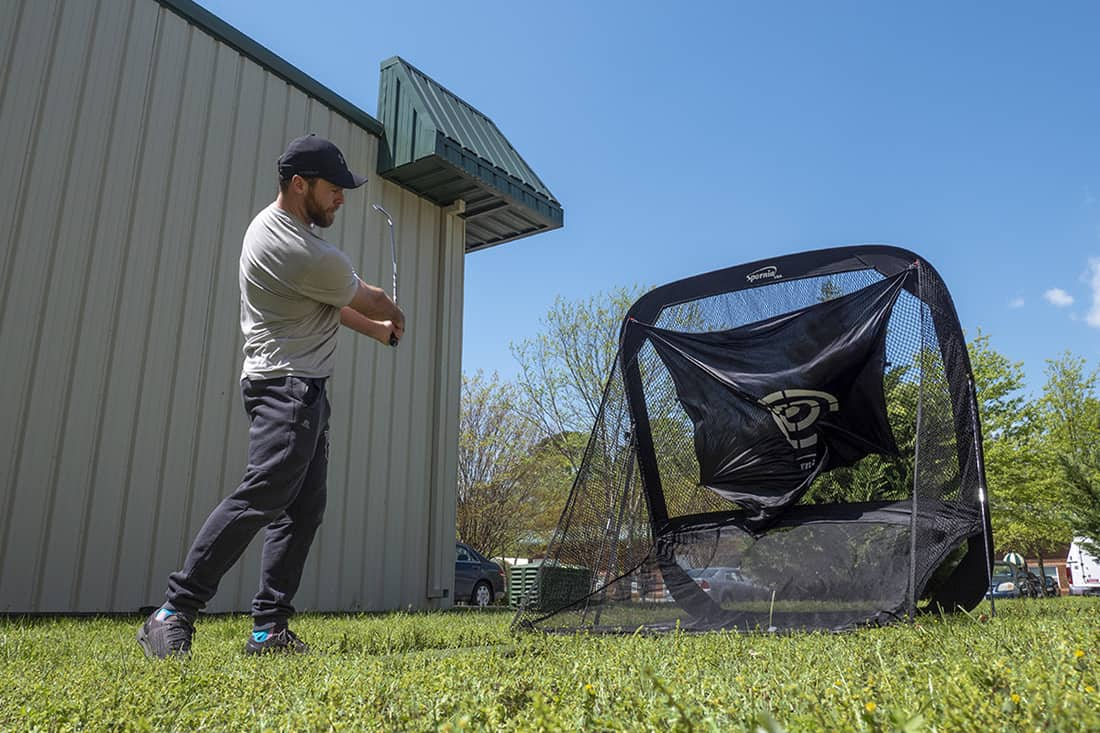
[
  {"xmin": 244, "ymin": 627, "xmax": 309, "ymax": 655},
  {"xmin": 137, "ymin": 607, "xmax": 195, "ymax": 659}
]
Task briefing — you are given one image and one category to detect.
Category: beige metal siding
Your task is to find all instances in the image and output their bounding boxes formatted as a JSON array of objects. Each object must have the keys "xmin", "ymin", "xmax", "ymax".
[{"xmin": 0, "ymin": 0, "xmax": 463, "ymax": 613}]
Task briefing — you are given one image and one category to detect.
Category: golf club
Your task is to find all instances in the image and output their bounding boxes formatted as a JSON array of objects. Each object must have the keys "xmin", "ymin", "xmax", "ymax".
[{"xmin": 371, "ymin": 203, "xmax": 399, "ymax": 347}]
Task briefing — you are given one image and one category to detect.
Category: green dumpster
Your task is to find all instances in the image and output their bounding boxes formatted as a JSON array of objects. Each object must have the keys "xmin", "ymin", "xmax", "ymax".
[{"xmin": 509, "ymin": 561, "xmax": 592, "ymax": 611}]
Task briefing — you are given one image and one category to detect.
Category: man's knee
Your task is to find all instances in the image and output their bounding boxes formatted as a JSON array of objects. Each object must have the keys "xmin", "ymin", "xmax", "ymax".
[
  {"xmin": 288, "ymin": 490, "xmax": 326, "ymax": 531},
  {"xmin": 229, "ymin": 472, "xmax": 304, "ymax": 517}
]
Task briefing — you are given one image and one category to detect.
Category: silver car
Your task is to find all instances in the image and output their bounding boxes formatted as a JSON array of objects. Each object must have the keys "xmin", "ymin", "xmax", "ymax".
[{"xmin": 689, "ymin": 567, "xmax": 762, "ymax": 603}]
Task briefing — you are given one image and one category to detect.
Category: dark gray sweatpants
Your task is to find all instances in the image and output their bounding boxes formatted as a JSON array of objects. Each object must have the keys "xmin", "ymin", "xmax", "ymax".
[{"xmin": 165, "ymin": 376, "xmax": 329, "ymax": 629}]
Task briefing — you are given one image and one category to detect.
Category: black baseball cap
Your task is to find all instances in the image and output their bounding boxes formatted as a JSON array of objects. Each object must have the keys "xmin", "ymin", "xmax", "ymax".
[{"xmin": 277, "ymin": 134, "xmax": 367, "ymax": 189}]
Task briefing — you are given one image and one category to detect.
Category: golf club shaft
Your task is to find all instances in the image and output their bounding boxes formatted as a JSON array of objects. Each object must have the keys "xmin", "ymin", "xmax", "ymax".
[{"xmin": 372, "ymin": 204, "xmax": 399, "ymax": 347}]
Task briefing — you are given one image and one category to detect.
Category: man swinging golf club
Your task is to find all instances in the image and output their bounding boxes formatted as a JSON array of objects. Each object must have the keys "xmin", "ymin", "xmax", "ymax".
[{"xmin": 138, "ymin": 134, "xmax": 405, "ymax": 658}]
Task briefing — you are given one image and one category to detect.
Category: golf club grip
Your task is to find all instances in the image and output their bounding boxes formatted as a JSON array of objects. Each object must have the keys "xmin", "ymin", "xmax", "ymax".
[{"xmin": 389, "ymin": 333, "xmax": 398, "ymax": 347}]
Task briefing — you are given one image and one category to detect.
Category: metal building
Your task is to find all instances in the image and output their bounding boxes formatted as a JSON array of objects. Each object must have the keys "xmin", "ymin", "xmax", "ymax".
[{"xmin": 0, "ymin": 0, "xmax": 562, "ymax": 613}]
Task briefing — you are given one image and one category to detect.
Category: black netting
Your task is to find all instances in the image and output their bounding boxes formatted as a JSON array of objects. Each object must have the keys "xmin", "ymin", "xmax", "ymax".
[{"xmin": 514, "ymin": 247, "xmax": 992, "ymax": 634}]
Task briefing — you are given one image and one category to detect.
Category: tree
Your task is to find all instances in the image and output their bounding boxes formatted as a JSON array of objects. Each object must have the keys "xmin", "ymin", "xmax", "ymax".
[
  {"xmin": 456, "ymin": 371, "xmax": 543, "ymax": 560},
  {"xmin": 968, "ymin": 330, "xmax": 1032, "ymax": 440},
  {"xmin": 1036, "ymin": 352, "xmax": 1100, "ymax": 552},
  {"xmin": 510, "ymin": 286, "xmax": 647, "ymax": 472},
  {"xmin": 969, "ymin": 331, "xmax": 1037, "ymax": 542},
  {"xmin": 803, "ymin": 363, "xmax": 916, "ymax": 504},
  {"xmin": 969, "ymin": 333, "xmax": 1069, "ymax": 568},
  {"xmin": 818, "ymin": 278, "xmax": 842, "ymax": 302},
  {"xmin": 982, "ymin": 348, "xmax": 1100, "ymax": 586},
  {"xmin": 1036, "ymin": 352, "xmax": 1099, "ymax": 458},
  {"xmin": 512, "ymin": 431, "xmax": 589, "ymax": 556},
  {"xmin": 1061, "ymin": 446, "xmax": 1100, "ymax": 555}
]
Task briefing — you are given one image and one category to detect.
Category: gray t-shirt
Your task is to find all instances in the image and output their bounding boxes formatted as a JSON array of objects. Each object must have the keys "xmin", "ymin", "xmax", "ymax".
[{"xmin": 239, "ymin": 203, "xmax": 359, "ymax": 379}]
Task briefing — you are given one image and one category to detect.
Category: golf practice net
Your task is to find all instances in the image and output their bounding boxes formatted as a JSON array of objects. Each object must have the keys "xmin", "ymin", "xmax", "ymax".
[{"xmin": 512, "ymin": 246, "xmax": 993, "ymax": 633}]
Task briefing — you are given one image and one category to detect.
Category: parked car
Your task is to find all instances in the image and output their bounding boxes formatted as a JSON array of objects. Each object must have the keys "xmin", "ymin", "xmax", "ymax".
[
  {"xmin": 455, "ymin": 542, "xmax": 506, "ymax": 606},
  {"xmin": 1040, "ymin": 572, "xmax": 1060, "ymax": 597},
  {"xmin": 987, "ymin": 561, "xmax": 1034, "ymax": 599},
  {"xmin": 688, "ymin": 567, "xmax": 762, "ymax": 603}
]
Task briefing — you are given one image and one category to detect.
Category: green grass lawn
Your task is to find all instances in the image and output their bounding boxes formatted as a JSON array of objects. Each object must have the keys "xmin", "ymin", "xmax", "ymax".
[{"xmin": 1, "ymin": 598, "xmax": 1097, "ymax": 732}]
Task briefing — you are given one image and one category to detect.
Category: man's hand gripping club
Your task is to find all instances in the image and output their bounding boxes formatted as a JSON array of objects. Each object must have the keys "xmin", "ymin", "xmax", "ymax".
[{"xmin": 341, "ymin": 279, "xmax": 405, "ymax": 346}]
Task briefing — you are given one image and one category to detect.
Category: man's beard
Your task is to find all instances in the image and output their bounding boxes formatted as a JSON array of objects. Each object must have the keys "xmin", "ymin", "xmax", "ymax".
[{"xmin": 304, "ymin": 189, "xmax": 336, "ymax": 228}]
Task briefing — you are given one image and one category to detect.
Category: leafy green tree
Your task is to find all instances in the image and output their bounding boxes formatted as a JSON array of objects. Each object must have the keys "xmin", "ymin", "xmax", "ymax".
[
  {"xmin": 968, "ymin": 330, "xmax": 1033, "ymax": 440},
  {"xmin": 803, "ymin": 361, "xmax": 920, "ymax": 505},
  {"xmin": 456, "ymin": 370, "xmax": 543, "ymax": 559},
  {"xmin": 967, "ymin": 331, "xmax": 1072, "ymax": 577},
  {"xmin": 968, "ymin": 331, "xmax": 1039, "ymax": 544},
  {"xmin": 1036, "ymin": 352, "xmax": 1100, "ymax": 553},
  {"xmin": 1061, "ymin": 446, "xmax": 1100, "ymax": 555},
  {"xmin": 457, "ymin": 371, "xmax": 593, "ymax": 559},
  {"xmin": 510, "ymin": 286, "xmax": 647, "ymax": 472},
  {"xmin": 984, "ymin": 349, "xmax": 1100, "ymax": 584},
  {"xmin": 513, "ymin": 431, "xmax": 589, "ymax": 556},
  {"xmin": 1037, "ymin": 352, "xmax": 1099, "ymax": 459}
]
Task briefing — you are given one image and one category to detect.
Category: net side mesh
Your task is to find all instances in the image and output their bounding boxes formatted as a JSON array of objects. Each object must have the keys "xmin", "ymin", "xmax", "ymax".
[{"xmin": 514, "ymin": 262, "xmax": 985, "ymax": 633}]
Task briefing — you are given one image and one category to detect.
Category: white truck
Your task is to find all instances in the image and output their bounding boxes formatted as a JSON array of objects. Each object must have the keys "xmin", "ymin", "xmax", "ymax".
[{"xmin": 1066, "ymin": 538, "xmax": 1100, "ymax": 596}]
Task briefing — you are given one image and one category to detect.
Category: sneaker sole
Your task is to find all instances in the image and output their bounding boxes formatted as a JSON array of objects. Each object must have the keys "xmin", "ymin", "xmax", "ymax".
[{"xmin": 244, "ymin": 644, "xmax": 309, "ymax": 655}]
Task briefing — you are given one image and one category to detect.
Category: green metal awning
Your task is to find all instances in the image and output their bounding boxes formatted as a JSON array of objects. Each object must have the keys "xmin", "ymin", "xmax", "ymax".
[{"xmin": 377, "ymin": 57, "xmax": 563, "ymax": 252}]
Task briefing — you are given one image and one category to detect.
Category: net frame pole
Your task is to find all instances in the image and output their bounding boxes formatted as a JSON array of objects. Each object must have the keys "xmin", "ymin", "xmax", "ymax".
[
  {"xmin": 620, "ymin": 334, "xmax": 669, "ymax": 529},
  {"xmin": 968, "ymin": 375, "xmax": 996, "ymax": 618},
  {"xmin": 908, "ymin": 262, "xmax": 926, "ymax": 620}
]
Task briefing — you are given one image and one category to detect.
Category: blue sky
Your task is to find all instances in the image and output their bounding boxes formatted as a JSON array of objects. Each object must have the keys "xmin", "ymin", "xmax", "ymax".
[{"xmin": 194, "ymin": 0, "xmax": 1100, "ymax": 393}]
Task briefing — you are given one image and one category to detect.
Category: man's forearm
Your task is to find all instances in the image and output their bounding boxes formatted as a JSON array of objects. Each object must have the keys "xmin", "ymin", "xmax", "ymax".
[
  {"xmin": 340, "ymin": 307, "xmax": 393, "ymax": 343},
  {"xmin": 347, "ymin": 280, "xmax": 400, "ymax": 322}
]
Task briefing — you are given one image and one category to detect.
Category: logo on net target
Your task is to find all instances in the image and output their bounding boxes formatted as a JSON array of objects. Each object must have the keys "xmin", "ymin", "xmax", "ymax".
[
  {"xmin": 758, "ymin": 389, "xmax": 839, "ymax": 470},
  {"xmin": 746, "ymin": 265, "xmax": 781, "ymax": 283}
]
